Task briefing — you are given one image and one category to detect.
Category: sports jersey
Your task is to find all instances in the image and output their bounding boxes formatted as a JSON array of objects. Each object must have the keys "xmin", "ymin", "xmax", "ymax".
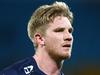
[{"xmin": 0, "ymin": 57, "xmax": 64, "ymax": 75}]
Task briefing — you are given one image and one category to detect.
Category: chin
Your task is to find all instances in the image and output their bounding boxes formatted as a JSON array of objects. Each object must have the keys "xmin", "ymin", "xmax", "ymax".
[{"xmin": 61, "ymin": 52, "xmax": 71, "ymax": 59}]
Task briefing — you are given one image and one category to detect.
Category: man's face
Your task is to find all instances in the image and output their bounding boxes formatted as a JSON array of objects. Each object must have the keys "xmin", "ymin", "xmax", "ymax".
[{"xmin": 44, "ymin": 16, "xmax": 73, "ymax": 60}]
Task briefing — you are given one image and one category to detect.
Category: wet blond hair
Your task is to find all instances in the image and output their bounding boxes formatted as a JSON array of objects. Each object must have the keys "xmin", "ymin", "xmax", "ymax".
[{"xmin": 27, "ymin": 1, "xmax": 73, "ymax": 48}]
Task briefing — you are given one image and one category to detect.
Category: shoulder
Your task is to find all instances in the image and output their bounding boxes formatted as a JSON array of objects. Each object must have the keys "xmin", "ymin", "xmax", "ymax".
[{"xmin": 0, "ymin": 57, "xmax": 35, "ymax": 75}]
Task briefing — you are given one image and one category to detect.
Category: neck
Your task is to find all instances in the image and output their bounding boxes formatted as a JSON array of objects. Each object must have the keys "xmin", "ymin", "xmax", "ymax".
[{"xmin": 33, "ymin": 48, "xmax": 64, "ymax": 75}]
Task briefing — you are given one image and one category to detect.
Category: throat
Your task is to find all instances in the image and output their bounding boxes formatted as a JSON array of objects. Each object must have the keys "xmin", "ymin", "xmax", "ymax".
[{"xmin": 33, "ymin": 50, "xmax": 63, "ymax": 75}]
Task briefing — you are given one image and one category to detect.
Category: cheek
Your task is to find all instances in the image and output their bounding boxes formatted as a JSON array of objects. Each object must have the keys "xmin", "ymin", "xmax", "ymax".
[{"xmin": 45, "ymin": 35, "xmax": 62, "ymax": 48}]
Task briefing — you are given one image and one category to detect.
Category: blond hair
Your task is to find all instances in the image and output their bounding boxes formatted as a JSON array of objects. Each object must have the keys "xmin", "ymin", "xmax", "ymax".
[{"xmin": 27, "ymin": 1, "xmax": 73, "ymax": 48}]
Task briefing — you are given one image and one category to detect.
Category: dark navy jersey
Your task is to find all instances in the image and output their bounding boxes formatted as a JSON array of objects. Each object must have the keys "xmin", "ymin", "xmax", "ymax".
[{"xmin": 0, "ymin": 57, "xmax": 64, "ymax": 75}]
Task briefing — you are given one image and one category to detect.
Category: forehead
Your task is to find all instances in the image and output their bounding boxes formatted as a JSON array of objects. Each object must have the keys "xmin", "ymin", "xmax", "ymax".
[{"xmin": 48, "ymin": 16, "xmax": 72, "ymax": 29}]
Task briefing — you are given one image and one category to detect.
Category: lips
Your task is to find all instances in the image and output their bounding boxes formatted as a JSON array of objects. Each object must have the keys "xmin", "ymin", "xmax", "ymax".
[{"xmin": 62, "ymin": 44, "xmax": 71, "ymax": 47}]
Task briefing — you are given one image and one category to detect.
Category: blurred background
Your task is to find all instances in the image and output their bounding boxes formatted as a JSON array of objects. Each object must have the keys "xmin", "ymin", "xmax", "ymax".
[{"xmin": 0, "ymin": 0, "xmax": 100, "ymax": 75}]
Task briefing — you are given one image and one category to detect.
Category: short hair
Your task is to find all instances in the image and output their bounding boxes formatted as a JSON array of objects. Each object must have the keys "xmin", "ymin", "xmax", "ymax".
[{"xmin": 27, "ymin": 1, "xmax": 73, "ymax": 48}]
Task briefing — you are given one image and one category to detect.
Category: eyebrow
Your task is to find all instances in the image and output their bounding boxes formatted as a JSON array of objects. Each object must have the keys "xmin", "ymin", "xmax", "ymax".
[
  {"xmin": 53, "ymin": 27, "xmax": 65, "ymax": 32},
  {"xmin": 54, "ymin": 26, "xmax": 73, "ymax": 31}
]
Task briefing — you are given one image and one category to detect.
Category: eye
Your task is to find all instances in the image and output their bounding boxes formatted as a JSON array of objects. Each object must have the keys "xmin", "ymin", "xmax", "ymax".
[
  {"xmin": 54, "ymin": 28, "xmax": 65, "ymax": 32},
  {"xmin": 68, "ymin": 28, "xmax": 73, "ymax": 33}
]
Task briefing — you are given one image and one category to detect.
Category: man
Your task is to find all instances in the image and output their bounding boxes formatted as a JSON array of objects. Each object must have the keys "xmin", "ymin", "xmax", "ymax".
[{"xmin": 0, "ymin": 1, "xmax": 73, "ymax": 75}]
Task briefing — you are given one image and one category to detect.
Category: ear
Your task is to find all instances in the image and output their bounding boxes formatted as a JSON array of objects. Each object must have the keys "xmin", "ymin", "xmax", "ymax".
[{"xmin": 34, "ymin": 33, "xmax": 45, "ymax": 46}]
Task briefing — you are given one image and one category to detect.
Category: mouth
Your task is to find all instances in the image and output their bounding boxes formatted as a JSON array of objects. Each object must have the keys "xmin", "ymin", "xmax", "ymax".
[{"xmin": 62, "ymin": 44, "xmax": 71, "ymax": 48}]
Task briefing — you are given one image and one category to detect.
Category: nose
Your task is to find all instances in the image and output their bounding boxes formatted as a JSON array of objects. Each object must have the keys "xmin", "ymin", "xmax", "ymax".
[{"xmin": 63, "ymin": 33, "xmax": 73, "ymax": 41}]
